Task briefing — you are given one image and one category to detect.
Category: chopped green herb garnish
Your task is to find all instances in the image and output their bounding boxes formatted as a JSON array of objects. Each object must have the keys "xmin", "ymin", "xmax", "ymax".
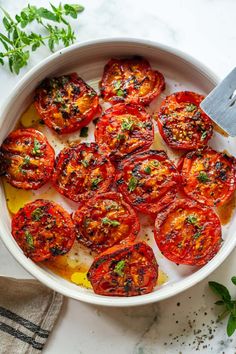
[
  {"xmin": 144, "ymin": 166, "xmax": 151, "ymax": 174},
  {"xmin": 102, "ymin": 217, "xmax": 120, "ymax": 227},
  {"xmin": 32, "ymin": 139, "xmax": 42, "ymax": 156},
  {"xmin": 80, "ymin": 127, "xmax": 89, "ymax": 138},
  {"xmin": 114, "ymin": 260, "xmax": 126, "ymax": 277},
  {"xmin": 121, "ymin": 118, "xmax": 134, "ymax": 131},
  {"xmin": 117, "ymin": 89, "xmax": 125, "ymax": 97},
  {"xmin": 186, "ymin": 214, "xmax": 198, "ymax": 225},
  {"xmin": 186, "ymin": 103, "xmax": 197, "ymax": 112},
  {"xmin": 117, "ymin": 133, "xmax": 126, "ymax": 140},
  {"xmin": 81, "ymin": 159, "xmax": 89, "ymax": 168},
  {"xmin": 209, "ymin": 277, "xmax": 236, "ymax": 337},
  {"xmin": 201, "ymin": 131, "xmax": 208, "ymax": 140},
  {"xmin": 31, "ymin": 207, "xmax": 44, "ymax": 221},
  {"xmin": 91, "ymin": 176, "xmax": 103, "ymax": 190},
  {"xmin": 105, "ymin": 202, "xmax": 119, "ymax": 211},
  {"xmin": 23, "ymin": 156, "xmax": 30, "ymax": 165},
  {"xmin": 25, "ymin": 231, "xmax": 34, "ymax": 248},
  {"xmin": 128, "ymin": 176, "xmax": 138, "ymax": 192},
  {"xmin": 114, "ymin": 80, "xmax": 122, "ymax": 90},
  {"xmin": 197, "ymin": 171, "xmax": 210, "ymax": 183},
  {"xmin": 193, "ymin": 231, "xmax": 202, "ymax": 239}
]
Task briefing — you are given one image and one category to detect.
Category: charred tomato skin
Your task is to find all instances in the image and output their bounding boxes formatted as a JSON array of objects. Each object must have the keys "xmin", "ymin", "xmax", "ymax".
[
  {"xmin": 52, "ymin": 143, "xmax": 115, "ymax": 203},
  {"xmin": 116, "ymin": 150, "xmax": 180, "ymax": 216},
  {"xmin": 87, "ymin": 241, "xmax": 158, "ymax": 296},
  {"xmin": 178, "ymin": 147, "xmax": 236, "ymax": 207},
  {"xmin": 94, "ymin": 103, "xmax": 154, "ymax": 161},
  {"xmin": 72, "ymin": 192, "xmax": 140, "ymax": 253},
  {"xmin": 34, "ymin": 72, "xmax": 101, "ymax": 134},
  {"xmin": 0, "ymin": 128, "xmax": 55, "ymax": 190},
  {"xmin": 11, "ymin": 199, "xmax": 76, "ymax": 262},
  {"xmin": 154, "ymin": 199, "xmax": 222, "ymax": 266},
  {"xmin": 100, "ymin": 57, "xmax": 165, "ymax": 106},
  {"xmin": 157, "ymin": 91, "xmax": 213, "ymax": 150}
]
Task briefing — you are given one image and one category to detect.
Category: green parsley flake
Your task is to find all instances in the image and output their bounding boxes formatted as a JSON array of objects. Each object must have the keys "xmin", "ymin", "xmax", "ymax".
[
  {"xmin": 32, "ymin": 139, "xmax": 42, "ymax": 156},
  {"xmin": 117, "ymin": 89, "xmax": 125, "ymax": 97},
  {"xmin": 193, "ymin": 231, "xmax": 202, "ymax": 239},
  {"xmin": 102, "ymin": 217, "xmax": 120, "ymax": 227},
  {"xmin": 25, "ymin": 231, "xmax": 34, "ymax": 249},
  {"xmin": 31, "ymin": 207, "xmax": 44, "ymax": 221},
  {"xmin": 114, "ymin": 260, "xmax": 126, "ymax": 277},
  {"xmin": 117, "ymin": 133, "xmax": 126, "ymax": 140},
  {"xmin": 121, "ymin": 118, "xmax": 134, "ymax": 131},
  {"xmin": 144, "ymin": 166, "xmax": 151, "ymax": 174},
  {"xmin": 197, "ymin": 171, "xmax": 210, "ymax": 183},
  {"xmin": 186, "ymin": 103, "xmax": 197, "ymax": 112},
  {"xmin": 201, "ymin": 131, "xmax": 208, "ymax": 140},
  {"xmin": 114, "ymin": 80, "xmax": 122, "ymax": 90},
  {"xmin": 81, "ymin": 159, "xmax": 89, "ymax": 168},
  {"xmin": 91, "ymin": 176, "xmax": 103, "ymax": 190},
  {"xmin": 128, "ymin": 176, "xmax": 138, "ymax": 192},
  {"xmin": 186, "ymin": 214, "xmax": 198, "ymax": 225}
]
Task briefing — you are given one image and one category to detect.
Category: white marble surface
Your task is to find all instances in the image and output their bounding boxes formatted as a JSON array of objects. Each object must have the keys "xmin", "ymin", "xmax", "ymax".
[{"xmin": 0, "ymin": 0, "xmax": 236, "ymax": 353}]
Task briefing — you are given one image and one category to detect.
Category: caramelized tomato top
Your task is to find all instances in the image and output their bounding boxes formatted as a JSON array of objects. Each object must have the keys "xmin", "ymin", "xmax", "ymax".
[
  {"xmin": 179, "ymin": 147, "xmax": 236, "ymax": 206},
  {"xmin": 52, "ymin": 143, "xmax": 114, "ymax": 203},
  {"xmin": 154, "ymin": 199, "xmax": 222, "ymax": 266},
  {"xmin": 116, "ymin": 150, "xmax": 180, "ymax": 215},
  {"xmin": 87, "ymin": 241, "xmax": 158, "ymax": 296},
  {"xmin": 157, "ymin": 91, "xmax": 213, "ymax": 150},
  {"xmin": 73, "ymin": 192, "xmax": 140, "ymax": 253},
  {"xmin": 0, "ymin": 128, "xmax": 55, "ymax": 190},
  {"xmin": 95, "ymin": 103, "xmax": 154, "ymax": 160},
  {"xmin": 11, "ymin": 199, "xmax": 76, "ymax": 262},
  {"xmin": 34, "ymin": 73, "xmax": 101, "ymax": 134},
  {"xmin": 100, "ymin": 57, "xmax": 165, "ymax": 106}
]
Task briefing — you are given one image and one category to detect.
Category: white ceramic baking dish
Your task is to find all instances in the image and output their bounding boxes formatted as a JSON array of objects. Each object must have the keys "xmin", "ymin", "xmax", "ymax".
[{"xmin": 0, "ymin": 38, "xmax": 235, "ymax": 307}]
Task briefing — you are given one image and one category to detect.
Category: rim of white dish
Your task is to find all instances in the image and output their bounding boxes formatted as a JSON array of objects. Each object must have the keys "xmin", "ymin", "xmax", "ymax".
[{"xmin": 1, "ymin": 38, "xmax": 235, "ymax": 307}]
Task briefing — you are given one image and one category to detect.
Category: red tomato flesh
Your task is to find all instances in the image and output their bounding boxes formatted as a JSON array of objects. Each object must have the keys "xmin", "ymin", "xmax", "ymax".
[
  {"xmin": 11, "ymin": 199, "xmax": 76, "ymax": 262},
  {"xmin": 0, "ymin": 128, "xmax": 55, "ymax": 190},
  {"xmin": 52, "ymin": 143, "xmax": 114, "ymax": 203},
  {"xmin": 154, "ymin": 199, "xmax": 222, "ymax": 266},
  {"xmin": 179, "ymin": 147, "xmax": 236, "ymax": 207},
  {"xmin": 34, "ymin": 73, "xmax": 101, "ymax": 134},
  {"xmin": 157, "ymin": 91, "xmax": 213, "ymax": 150},
  {"xmin": 100, "ymin": 57, "xmax": 165, "ymax": 106},
  {"xmin": 116, "ymin": 150, "xmax": 180, "ymax": 215},
  {"xmin": 95, "ymin": 103, "xmax": 154, "ymax": 161},
  {"xmin": 87, "ymin": 241, "xmax": 158, "ymax": 296},
  {"xmin": 73, "ymin": 192, "xmax": 140, "ymax": 253}
]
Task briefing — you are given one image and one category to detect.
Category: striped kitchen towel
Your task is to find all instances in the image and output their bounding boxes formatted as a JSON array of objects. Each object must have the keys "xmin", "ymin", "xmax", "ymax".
[{"xmin": 0, "ymin": 276, "xmax": 63, "ymax": 354}]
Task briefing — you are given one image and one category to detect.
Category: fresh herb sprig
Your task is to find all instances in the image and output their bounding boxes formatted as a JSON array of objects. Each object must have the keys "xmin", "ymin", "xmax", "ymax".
[
  {"xmin": 209, "ymin": 277, "xmax": 236, "ymax": 337},
  {"xmin": 0, "ymin": 3, "xmax": 84, "ymax": 74}
]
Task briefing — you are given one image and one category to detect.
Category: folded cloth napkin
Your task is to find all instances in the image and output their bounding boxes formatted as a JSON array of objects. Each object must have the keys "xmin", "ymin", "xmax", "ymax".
[{"xmin": 0, "ymin": 276, "xmax": 63, "ymax": 354}]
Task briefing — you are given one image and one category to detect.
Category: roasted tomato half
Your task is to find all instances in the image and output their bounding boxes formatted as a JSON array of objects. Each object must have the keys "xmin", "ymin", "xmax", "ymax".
[
  {"xmin": 73, "ymin": 192, "xmax": 140, "ymax": 253},
  {"xmin": 11, "ymin": 199, "xmax": 76, "ymax": 262},
  {"xmin": 0, "ymin": 128, "xmax": 55, "ymax": 190},
  {"xmin": 100, "ymin": 57, "xmax": 165, "ymax": 106},
  {"xmin": 52, "ymin": 143, "xmax": 114, "ymax": 203},
  {"xmin": 94, "ymin": 103, "xmax": 154, "ymax": 161},
  {"xmin": 87, "ymin": 241, "xmax": 158, "ymax": 296},
  {"xmin": 179, "ymin": 147, "xmax": 236, "ymax": 207},
  {"xmin": 157, "ymin": 91, "xmax": 213, "ymax": 150},
  {"xmin": 34, "ymin": 73, "xmax": 101, "ymax": 134},
  {"xmin": 116, "ymin": 150, "xmax": 180, "ymax": 215},
  {"xmin": 154, "ymin": 199, "xmax": 222, "ymax": 266}
]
